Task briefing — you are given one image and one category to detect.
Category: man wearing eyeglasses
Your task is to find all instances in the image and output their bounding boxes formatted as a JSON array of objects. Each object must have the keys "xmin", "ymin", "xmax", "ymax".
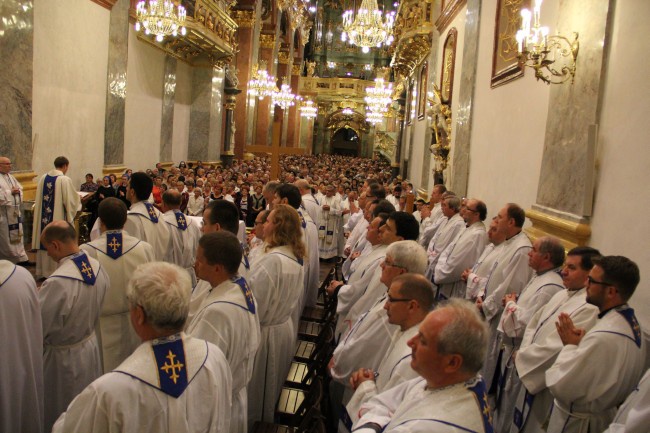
[
  {"xmin": 0, "ymin": 156, "xmax": 29, "ymax": 265},
  {"xmin": 344, "ymin": 273, "xmax": 434, "ymax": 428},
  {"xmin": 544, "ymin": 255, "xmax": 645, "ymax": 433},
  {"xmin": 511, "ymin": 246, "xmax": 600, "ymax": 433}
]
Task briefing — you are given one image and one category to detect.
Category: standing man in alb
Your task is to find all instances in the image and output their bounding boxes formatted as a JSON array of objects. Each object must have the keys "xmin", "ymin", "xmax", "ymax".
[
  {"xmin": 32, "ymin": 156, "xmax": 81, "ymax": 278},
  {"xmin": 0, "ymin": 156, "xmax": 29, "ymax": 264}
]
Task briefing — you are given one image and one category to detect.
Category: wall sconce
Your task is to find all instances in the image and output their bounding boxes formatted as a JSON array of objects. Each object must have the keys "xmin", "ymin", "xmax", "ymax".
[{"xmin": 516, "ymin": 0, "xmax": 579, "ymax": 85}]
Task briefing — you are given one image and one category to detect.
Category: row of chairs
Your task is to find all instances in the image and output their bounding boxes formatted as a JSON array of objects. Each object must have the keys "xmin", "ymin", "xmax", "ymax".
[{"xmin": 253, "ymin": 260, "xmax": 343, "ymax": 433}]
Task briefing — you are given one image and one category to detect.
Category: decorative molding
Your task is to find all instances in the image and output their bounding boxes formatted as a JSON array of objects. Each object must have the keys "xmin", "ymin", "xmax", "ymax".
[
  {"xmin": 13, "ymin": 171, "xmax": 37, "ymax": 201},
  {"xmin": 524, "ymin": 207, "xmax": 591, "ymax": 251},
  {"xmin": 231, "ymin": 9, "xmax": 256, "ymax": 28},
  {"xmin": 435, "ymin": 0, "xmax": 467, "ymax": 33},
  {"xmin": 90, "ymin": 0, "xmax": 118, "ymax": 10},
  {"xmin": 102, "ymin": 165, "xmax": 128, "ymax": 177},
  {"xmin": 260, "ymin": 33, "xmax": 276, "ymax": 48},
  {"xmin": 291, "ymin": 63, "xmax": 302, "ymax": 75},
  {"xmin": 278, "ymin": 51, "xmax": 291, "ymax": 65}
]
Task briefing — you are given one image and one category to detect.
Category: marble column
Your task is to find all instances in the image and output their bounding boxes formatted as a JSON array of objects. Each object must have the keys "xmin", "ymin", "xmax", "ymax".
[
  {"xmin": 0, "ymin": 0, "xmax": 36, "ymax": 197},
  {"xmin": 275, "ymin": 58, "xmax": 290, "ymax": 146},
  {"xmin": 449, "ymin": 0, "xmax": 481, "ymax": 195},
  {"xmin": 254, "ymin": 33, "xmax": 276, "ymax": 146},
  {"xmin": 285, "ymin": 65, "xmax": 301, "ymax": 147},
  {"xmin": 104, "ymin": 0, "xmax": 130, "ymax": 172},
  {"xmin": 188, "ymin": 67, "xmax": 225, "ymax": 163},
  {"xmin": 527, "ymin": 0, "xmax": 613, "ymax": 247},
  {"xmin": 232, "ymin": 4, "xmax": 257, "ymax": 157},
  {"xmin": 159, "ymin": 56, "xmax": 177, "ymax": 163}
]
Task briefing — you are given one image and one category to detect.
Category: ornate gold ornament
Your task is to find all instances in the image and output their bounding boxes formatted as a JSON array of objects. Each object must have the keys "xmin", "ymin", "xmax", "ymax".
[
  {"xmin": 427, "ymin": 84, "xmax": 452, "ymax": 176},
  {"xmin": 231, "ymin": 9, "xmax": 255, "ymax": 28},
  {"xmin": 278, "ymin": 51, "xmax": 292, "ymax": 65},
  {"xmin": 135, "ymin": 0, "xmax": 187, "ymax": 42},
  {"xmin": 260, "ymin": 33, "xmax": 276, "ymax": 48}
]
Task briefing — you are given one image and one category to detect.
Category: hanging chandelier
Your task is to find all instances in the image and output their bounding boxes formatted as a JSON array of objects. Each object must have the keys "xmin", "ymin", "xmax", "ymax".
[
  {"xmin": 272, "ymin": 78, "xmax": 295, "ymax": 109},
  {"xmin": 342, "ymin": 0, "xmax": 395, "ymax": 53},
  {"xmin": 364, "ymin": 78, "xmax": 393, "ymax": 122},
  {"xmin": 248, "ymin": 62, "xmax": 277, "ymax": 100},
  {"xmin": 135, "ymin": 0, "xmax": 187, "ymax": 42},
  {"xmin": 299, "ymin": 98, "xmax": 318, "ymax": 118}
]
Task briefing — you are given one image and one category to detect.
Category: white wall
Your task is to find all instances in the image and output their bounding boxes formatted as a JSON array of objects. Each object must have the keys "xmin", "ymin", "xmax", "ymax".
[
  {"xmin": 32, "ymin": 0, "xmax": 110, "ymax": 185},
  {"xmin": 465, "ymin": 0, "xmax": 557, "ymax": 217},
  {"xmin": 590, "ymin": 0, "xmax": 650, "ymax": 327},
  {"xmin": 124, "ymin": 29, "xmax": 165, "ymax": 171}
]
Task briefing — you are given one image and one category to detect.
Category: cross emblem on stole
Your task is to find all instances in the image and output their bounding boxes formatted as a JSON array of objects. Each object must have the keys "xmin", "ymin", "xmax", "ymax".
[
  {"xmin": 108, "ymin": 237, "xmax": 121, "ymax": 253},
  {"xmin": 80, "ymin": 261, "xmax": 94, "ymax": 279},
  {"xmin": 160, "ymin": 350, "xmax": 185, "ymax": 384},
  {"xmin": 177, "ymin": 214, "xmax": 186, "ymax": 226},
  {"xmin": 483, "ymin": 393, "xmax": 493, "ymax": 425},
  {"xmin": 148, "ymin": 207, "xmax": 157, "ymax": 218}
]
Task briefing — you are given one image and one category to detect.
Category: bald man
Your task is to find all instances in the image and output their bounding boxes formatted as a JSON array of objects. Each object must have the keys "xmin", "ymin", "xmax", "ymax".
[
  {"xmin": 39, "ymin": 221, "xmax": 109, "ymax": 432},
  {"xmin": 162, "ymin": 189, "xmax": 201, "ymax": 286},
  {"xmin": 0, "ymin": 156, "xmax": 29, "ymax": 264}
]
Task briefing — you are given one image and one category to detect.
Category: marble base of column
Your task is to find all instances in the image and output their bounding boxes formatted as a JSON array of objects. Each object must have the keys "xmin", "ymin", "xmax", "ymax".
[
  {"xmin": 102, "ymin": 164, "xmax": 128, "ymax": 177},
  {"xmin": 524, "ymin": 204, "xmax": 591, "ymax": 251},
  {"xmin": 14, "ymin": 171, "xmax": 38, "ymax": 201}
]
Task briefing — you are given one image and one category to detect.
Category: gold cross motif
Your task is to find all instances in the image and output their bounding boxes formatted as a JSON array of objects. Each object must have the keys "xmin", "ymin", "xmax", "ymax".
[
  {"xmin": 160, "ymin": 350, "xmax": 185, "ymax": 384},
  {"xmin": 177, "ymin": 214, "xmax": 186, "ymax": 226},
  {"xmin": 245, "ymin": 287, "xmax": 254, "ymax": 303},
  {"xmin": 80, "ymin": 261, "xmax": 93, "ymax": 279},
  {"xmin": 482, "ymin": 393, "xmax": 493, "ymax": 424},
  {"xmin": 148, "ymin": 207, "xmax": 157, "ymax": 218},
  {"xmin": 108, "ymin": 237, "xmax": 121, "ymax": 253},
  {"xmin": 46, "ymin": 182, "xmax": 52, "ymax": 189}
]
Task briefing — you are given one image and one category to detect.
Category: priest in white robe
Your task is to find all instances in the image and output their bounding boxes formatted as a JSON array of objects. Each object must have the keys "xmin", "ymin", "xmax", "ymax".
[
  {"xmin": 52, "ymin": 262, "xmax": 233, "ymax": 433},
  {"xmin": 424, "ymin": 195, "xmax": 465, "ymax": 281},
  {"xmin": 123, "ymin": 171, "xmax": 170, "ymax": 260},
  {"xmin": 319, "ymin": 185, "xmax": 343, "ymax": 259},
  {"xmin": 162, "ymin": 189, "xmax": 201, "ymax": 286},
  {"xmin": 187, "ymin": 200, "xmax": 250, "ymax": 326},
  {"xmin": 0, "ymin": 260, "xmax": 44, "ymax": 433},
  {"xmin": 463, "ymin": 219, "xmax": 504, "ymax": 301},
  {"xmin": 603, "ymin": 368, "xmax": 650, "ymax": 433},
  {"xmin": 434, "ymin": 198, "xmax": 488, "ymax": 300},
  {"xmin": 477, "ymin": 204, "xmax": 533, "ymax": 392},
  {"xmin": 352, "ymin": 299, "xmax": 493, "ymax": 433},
  {"xmin": 545, "ymin": 255, "xmax": 646, "ymax": 433},
  {"xmin": 329, "ymin": 241, "xmax": 428, "ymax": 385},
  {"xmin": 80, "ymin": 198, "xmax": 155, "ymax": 372},
  {"xmin": 492, "ymin": 236, "xmax": 565, "ymax": 432},
  {"xmin": 0, "ymin": 156, "xmax": 29, "ymax": 263},
  {"xmin": 38, "ymin": 221, "xmax": 109, "ymax": 432},
  {"xmin": 295, "ymin": 179, "xmax": 320, "ymax": 225},
  {"xmin": 247, "ymin": 205, "xmax": 305, "ymax": 424},
  {"xmin": 32, "ymin": 156, "xmax": 81, "ymax": 278},
  {"xmin": 186, "ymin": 232, "xmax": 261, "ymax": 433},
  {"xmin": 511, "ymin": 247, "xmax": 601, "ymax": 433},
  {"xmin": 344, "ymin": 274, "xmax": 433, "ymax": 430}
]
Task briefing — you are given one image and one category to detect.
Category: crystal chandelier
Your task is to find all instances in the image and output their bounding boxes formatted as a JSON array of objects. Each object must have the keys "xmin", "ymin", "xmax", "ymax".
[
  {"xmin": 364, "ymin": 78, "xmax": 392, "ymax": 123},
  {"xmin": 135, "ymin": 0, "xmax": 187, "ymax": 42},
  {"xmin": 342, "ymin": 0, "xmax": 395, "ymax": 53},
  {"xmin": 299, "ymin": 98, "xmax": 318, "ymax": 118},
  {"xmin": 272, "ymin": 78, "xmax": 295, "ymax": 109},
  {"xmin": 248, "ymin": 62, "xmax": 277, "ymax": 100}
]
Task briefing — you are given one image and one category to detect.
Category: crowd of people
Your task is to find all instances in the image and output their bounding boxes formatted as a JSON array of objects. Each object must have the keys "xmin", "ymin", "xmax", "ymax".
[{"xmin": 0, "ymin": 153, "xmax": 647, "ymax": 433}]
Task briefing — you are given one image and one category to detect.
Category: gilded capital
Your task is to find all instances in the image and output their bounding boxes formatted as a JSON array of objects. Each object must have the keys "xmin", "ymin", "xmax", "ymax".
[
  {"xmin": 231, "ymin": 10, "xmax": 256, "ymax": 28},
  {"xmin": 278, "ymin": 51, "xmax": 291, "ymax": 65},
  {"xmin": 260, "ymin": 33, "xmax": 275, "ymax": 49},
  {"xmin": 291, "ymin": 63, "xmax": 302, "ymax": 75}
]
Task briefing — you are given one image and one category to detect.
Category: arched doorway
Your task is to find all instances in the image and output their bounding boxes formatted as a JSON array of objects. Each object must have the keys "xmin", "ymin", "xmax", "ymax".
[{"xmin": 330, "ymin": 127, "xmax": 360, "ymax": 156}]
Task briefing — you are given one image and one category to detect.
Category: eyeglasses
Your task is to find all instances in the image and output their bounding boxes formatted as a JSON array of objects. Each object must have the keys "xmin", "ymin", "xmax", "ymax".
[
  {"xmin": 587, "ymin": 276, "xmax": 613, "ymax": 287},
  {"xmin": 386, "ymin": 294, "xmax": 412, "ymax": 303},
  {"xmin": 381, "ymin": 259, "xmax": 406, "ymax": 269}
]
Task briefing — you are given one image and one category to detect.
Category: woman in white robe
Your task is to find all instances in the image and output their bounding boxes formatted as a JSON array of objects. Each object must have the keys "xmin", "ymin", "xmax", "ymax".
[{"xmin": 247, "ymin": 204, "xmax": 305, "ymax": 424}]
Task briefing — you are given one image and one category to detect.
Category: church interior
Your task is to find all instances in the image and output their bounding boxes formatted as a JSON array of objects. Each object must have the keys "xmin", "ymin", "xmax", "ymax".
[{"xmin": 1, "ymin": 0, "xmax": 649, "ymax": 331}]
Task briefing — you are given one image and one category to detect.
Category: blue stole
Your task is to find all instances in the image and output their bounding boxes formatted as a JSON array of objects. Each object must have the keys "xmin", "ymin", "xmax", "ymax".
[
  {"xmin": 151, "ymin": 335, "xmax": 189, "ymax": 398},
  {"xmin": 39, "ymin": 174, "xmax": 58, "ymax": 249},
  {"xmin": 240, "ymin": 242, "xmax": 250, "ymax": 270},
  {"xmin": 617, "ymin": 306, "xmax": 642, "ymax": 348},
  {"xmin": 467, "ymin": 378, "xmax": 495, "ymax": 433},
  {"xmin": 233, "ymin": 276, "xmax": 256, "ymax": 314},
  {"xmin": 71, "ymin": 252, "xmax": 97, "ymax": 285},
  {"xmin": 173, "ymin": 210, "xmax": 187, "ymax": 230},
  {"xmin": 143, "ymin": 202, "xmax": 159, "ymax": 223},
  {"xmin": 106, "ymin": 231, "xmax": 123, "ymax": 260}
]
